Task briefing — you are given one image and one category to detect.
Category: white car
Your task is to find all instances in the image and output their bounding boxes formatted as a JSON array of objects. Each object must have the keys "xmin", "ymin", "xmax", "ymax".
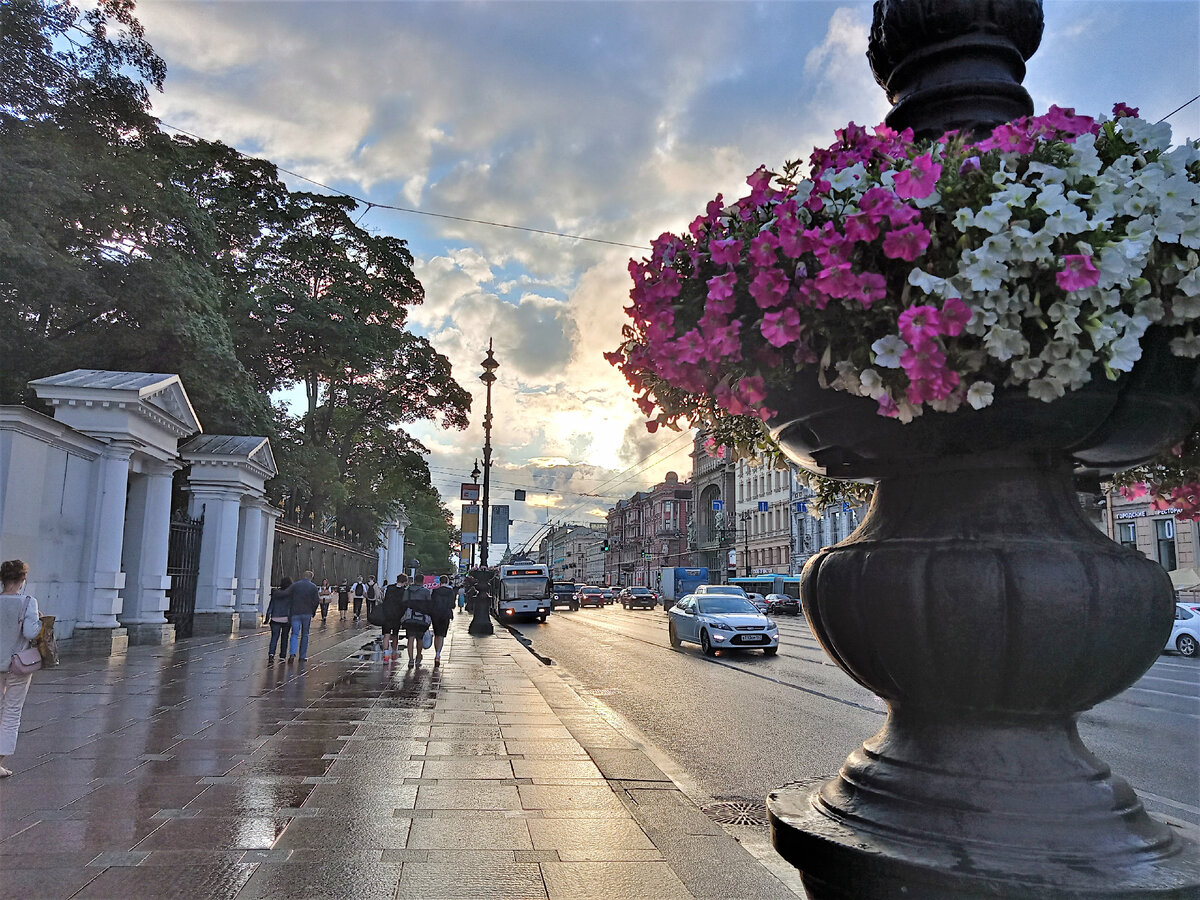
[
  {"xmin": 693, "ymin": 584, "xmax": 748, "ymax": 597},
  {"xmin": 1168, "ymin": 603, "xmax": 1199, "ymax": 657},
  {"xmin": 667, "ymin": 593, "xmax": 779, "ymax": 656}
]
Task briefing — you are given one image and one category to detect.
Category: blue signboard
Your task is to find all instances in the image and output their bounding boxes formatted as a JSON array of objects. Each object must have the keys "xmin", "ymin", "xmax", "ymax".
[
  {"xmin": 758, "ymin": 501, "xmax": 769, "ymax": 512},
  {"xmin": 712, "ymin": 499, "xmax": 724, "ymax": 511},
  {"xmin": 842, "ymin": 501, "xmax": 851, "ymax": 511},
  {"xmin": 795, "ymin": 501, "xmax": 808, "ymax": 513}
]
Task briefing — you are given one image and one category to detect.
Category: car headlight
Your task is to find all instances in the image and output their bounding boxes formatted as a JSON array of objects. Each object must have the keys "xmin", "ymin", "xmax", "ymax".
[
  {"xmin": 710, "ymin": 621, "xmax": 734, "ymax": 632},
  {"xmin": 766, "ymin": 618, "xmax": 777, "ymax": 628}
]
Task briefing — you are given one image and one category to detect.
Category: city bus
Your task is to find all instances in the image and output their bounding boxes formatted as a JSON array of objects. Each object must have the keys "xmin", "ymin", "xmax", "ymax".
[{"xmin": 496, "ymin": 563, "xmax": 553, "ymax": 622}]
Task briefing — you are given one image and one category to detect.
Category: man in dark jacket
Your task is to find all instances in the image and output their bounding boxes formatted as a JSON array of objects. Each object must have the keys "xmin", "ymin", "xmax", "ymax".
[
  {"xmin": 280, "ymin": 570, "xmax": 320, "ymax": 662},
  {"xmin": 429, "ymin": 575, "xmax": 456, "ymax": 665}
]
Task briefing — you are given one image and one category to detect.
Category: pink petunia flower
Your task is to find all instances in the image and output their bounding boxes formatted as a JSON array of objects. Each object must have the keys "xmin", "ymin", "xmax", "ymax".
[
  {"xmin": 748, "ymin": 232, "xmax": 781, "ymax": 267},
  {"xmin": 709, "ymin": 238, "xmax": 743, "ymax": 268},
  {"xmin": 1056, "ymin": 254, "xmax": 1101, "ymax": 292},
  {"xmin": 761, "ymin": 307, "xmax": 803, "ymax": 348},
  {"xmin": 882, "ymin": 223, "xmax": 931, "ymax": 261},
  {"xmin": 939, "ymin": 297, "xmax": 971, "ymax": 337},
  {"xmin": 892, "ymin": 153, "xmax": 942, "ymax": 200},
  {"xmin": 843, "ymin": 213, "xmax": 879, "ymax": 243},
  {"xmin": 749, "ymin": 266, "xmax": 790, "ymax": 309},
  {"xmin": 898, "ymin": 305, "xmax": 942, "ymax": 343},
  {"xmin": 1112, "ymin": 102, "xmax": 1139, "ymax": 119}
]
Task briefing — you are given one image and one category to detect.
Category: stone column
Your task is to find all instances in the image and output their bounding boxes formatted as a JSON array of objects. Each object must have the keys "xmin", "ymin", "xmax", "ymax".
[
  {"xmin": 376, "ymin": 532, "xmax": 388, "ymax": 585},
  {"xmin": 119, "ymin": 459, "xmax": 177, "ymax": 645},
  {"xmin": 386, "ymin": 522, "xmax": 405, "ymax": 581},
  {"xmin": 235, "ymin": 499, "xmax": 265, "ymax": 628},
  {"xmin": 75, "ymin": 441, "xmax": 133, "ymax": 656},
  {"xmin": 189, "ymin": 486, "xmax": 242, "ymax": 634},
  {"xmin": 260, "ymin": 503, "xmax": 280, "ymax": 595}
]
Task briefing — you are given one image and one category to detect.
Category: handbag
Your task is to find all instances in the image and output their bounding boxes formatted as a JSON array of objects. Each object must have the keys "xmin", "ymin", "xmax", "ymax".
[
  {"xmin": 400, "ymin": 607, "xmax": 430, "ymax": 628},
  {"xmin": 421, "ymin": 629, "xmax": 433, "ymax": 650},
  {"xmin": 34, "ymin": 615, "xmax": 59, "ymax": 667},
  {"xmin": 9, "ymin": 595, "xmax": 41, "ymax": 675},
  {"xmin": 366, "ymin": 602, "xmax": 386, "ymax": 626}
]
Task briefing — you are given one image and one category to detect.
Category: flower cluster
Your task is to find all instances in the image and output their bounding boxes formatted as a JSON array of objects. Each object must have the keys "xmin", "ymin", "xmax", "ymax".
[
  {"xmin": 607, "ymin": 105, "xmax": 1200, "ymax": 456},
  {"xmin": 1112, "ymin": 426, "xmax": 1200, "ymax": 521}
]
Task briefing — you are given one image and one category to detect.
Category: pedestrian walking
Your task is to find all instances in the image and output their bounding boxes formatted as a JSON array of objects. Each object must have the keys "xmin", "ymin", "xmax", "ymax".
[
  {"xmin": 351, "ymin": 576, "xmax": 367, "ymax": 621},
  {"xmin": 337, "ymin": 582, "xmax": 350, "ymax": 619},
  {"xmin": 279, "ymin": 570, "xmax": 320, "ymax": 662},
  {"xmin": 399, "ymin": 571, "xmax": 433, "ymax": 668},
  {"xmin": 265, "ymin": 576, "xmax": 293, "ymax": 663},
  {"xmin": 429, "ymin": 575, "xmax": 456, "ymax": 666},
  {"xmin": 364, "ymin": 578, "xmax": 378, "ymax": 620},
  {"xmin": 379, "ymin": 574, "xmax": 408, "ymax": 661},
  {"xmin": 317, "ymin": 578, "xmax": 334, "ymax": 622},
  {"xmin": 1, "ymin": 559, "xmax": 42, "ymax": 777}
]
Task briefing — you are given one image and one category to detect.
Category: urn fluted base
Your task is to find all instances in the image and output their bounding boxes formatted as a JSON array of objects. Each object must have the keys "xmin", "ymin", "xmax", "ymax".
[{"xmin": 768, "ymin": 455, "xmax": 1200, "ymax": 897}]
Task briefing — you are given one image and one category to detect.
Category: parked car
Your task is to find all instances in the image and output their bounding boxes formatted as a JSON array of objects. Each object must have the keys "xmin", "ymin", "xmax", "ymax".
[
  {"xmin": 620, "ymin": 586, "xmax": 657, "ymax": 609},
  {"xmin": 667, "ymin": 593, "xmax": 779, "ymax": 656},
  {"xmin": 693, "ymin": 584, "xmax": 748, "ymax": 597},
  {"xmin": 551, "ymin": 582, "xmax": 579, "ymax": 611},
  {"xmin": 1167, "ymin": 603, "xmax": 1199, "ymax": 657},
  {"xmin": 576, "ymin": 586, "xmax": 605, "ymax": 608},
  {"xmin": 766, "ymin": 593, "xmax": 800, "ymax": 616},
  {"xmin": 747, "ymin": 592, "xmax": 770, "ymax": 614}
]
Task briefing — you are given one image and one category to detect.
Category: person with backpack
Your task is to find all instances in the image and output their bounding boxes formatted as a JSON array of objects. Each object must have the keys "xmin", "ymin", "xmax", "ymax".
[
  {"xmin": 351, "ymin": 577, "xmax": 367, "ymax": 621},
  {"xmin": 378, "ymin": 574, "xmax": 408, "ymax": 662},
  {"xmin": 399, "ymin": 572, "xmax": 433, "ymax": 668},
  {"xmin": 365, "ymin": 579, "xmax": 378, "ymax": 619},
  {"xmin": 429, "ymin": 575, "xmax": 456, "ymax": 666}
]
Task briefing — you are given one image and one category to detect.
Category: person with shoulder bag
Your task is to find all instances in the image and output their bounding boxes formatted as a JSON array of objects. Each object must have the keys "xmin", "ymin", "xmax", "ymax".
[
  {"xmin": 429, "ymin": 575, "xmax": 457, "ymax": 666},
  {"xmin": 399, "ymin": 572, "xmax": 433, "ymax": 668},
  {"xmin": 1, "ymin": 559, "xmax": 43, "ymax": 777},
  {"xmin": 265, "ymin": 576, "xmax": 293, "ymax": 663},
  {"xmin": 378, "ymin": 574, "xmax": 408, "ymax": 661}
]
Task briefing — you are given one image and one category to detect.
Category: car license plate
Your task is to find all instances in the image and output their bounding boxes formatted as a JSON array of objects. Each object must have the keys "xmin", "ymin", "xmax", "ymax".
[{"xmin": 744, "ymin": 634, "xmax": 765, "ymax": 642}]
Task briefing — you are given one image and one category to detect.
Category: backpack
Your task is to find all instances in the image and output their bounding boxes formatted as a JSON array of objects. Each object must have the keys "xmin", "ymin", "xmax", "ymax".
[
  {"xmin": 353, "ymin": 582, "xmax": 365, "ymax": 598},
  {"xmin": 366, "ymin": 583, "xmax": 377, "ymax": 600},
  {"xmin": 431, "ymin": 585, "xmax": 456, "ymax": 617}
]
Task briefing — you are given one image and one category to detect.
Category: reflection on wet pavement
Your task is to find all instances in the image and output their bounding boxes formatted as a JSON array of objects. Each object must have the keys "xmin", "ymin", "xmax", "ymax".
[{"xmin": 0, "ymin": 614, "xmax": 703, "ymax": 899}]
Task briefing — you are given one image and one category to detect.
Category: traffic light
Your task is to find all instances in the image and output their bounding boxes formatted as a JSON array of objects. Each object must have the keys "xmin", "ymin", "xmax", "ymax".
[{"xmin": 602, "ymin": 540, "xmax": 610, "ymax": 551}]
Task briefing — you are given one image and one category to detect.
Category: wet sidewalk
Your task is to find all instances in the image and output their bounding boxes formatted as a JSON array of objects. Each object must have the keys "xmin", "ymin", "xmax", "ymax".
[{"xmin": 0, "ymin": 614, "xmax": 800, "ymax": 899}]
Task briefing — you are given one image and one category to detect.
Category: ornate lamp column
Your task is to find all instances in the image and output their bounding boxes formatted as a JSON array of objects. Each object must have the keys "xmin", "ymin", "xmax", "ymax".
[
  {"xmin": 479, "ymin": 341, "xmax": 499, "ymax": 567},
  {"xmin": 766, "ymin": 2, "xmax": 1200, "ymax": 898}
]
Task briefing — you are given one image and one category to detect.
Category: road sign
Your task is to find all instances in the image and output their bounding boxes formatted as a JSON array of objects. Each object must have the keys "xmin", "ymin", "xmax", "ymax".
[
  {"xmin": 796, "ymin": 501, "xmax": 808, "ymax": 513},
  {"xmin": 461, "ymin": 483, "xmax": 481, "ymax": 501},
  {"xmin": 712, "ymin": 499, "xmax": 724, "ymax": 511},
  {"xmin": 758, "ymin": 501, "xmax": 769, "ymax": 512}
]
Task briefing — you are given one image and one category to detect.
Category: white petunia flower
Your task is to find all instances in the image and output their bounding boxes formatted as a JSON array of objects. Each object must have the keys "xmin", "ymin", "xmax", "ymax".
[
  {"xmin": 1169, "ymin": 330, "xmax": 1200, "ymax": 357},
  {"xmin": 966, "ymin": 381, "xmax": 995, "ymax": 410},
  {"xmin": 871, "ymin": 335, "xmax": 907, "ymax": 369},
  {"xmin": 1107, "ymin": 332, "xmax": 1144, "ymax": 372},
  {"xmin": 984, "ymin": 325, "xmax": 1027, "ymax": 361},
  {"xmin": 1028, "ymin": 378, "xmax": 1066, "ymax": 402},
  {"xmin": 1010, "ymin": 356, "xmax": 1044, "ymax": 381}
]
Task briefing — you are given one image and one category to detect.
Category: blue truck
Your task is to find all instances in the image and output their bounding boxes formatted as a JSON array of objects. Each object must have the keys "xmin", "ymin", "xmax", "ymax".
[{"xmin": 657, "ymin": 567, "xmax": 710, "ymax": 610}]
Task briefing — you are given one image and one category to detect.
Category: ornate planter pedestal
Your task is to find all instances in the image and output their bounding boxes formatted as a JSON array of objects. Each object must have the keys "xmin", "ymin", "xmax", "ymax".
[{"xmin": 767, "ymin": 451, "xmax": 1200, "ymax": 897}]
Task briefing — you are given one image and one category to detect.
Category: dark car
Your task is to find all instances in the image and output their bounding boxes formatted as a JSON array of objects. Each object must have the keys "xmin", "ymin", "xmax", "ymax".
[
  {"xmin": 576, "ymin": 586, "xmax": 605, "ymax": 608},
  {"xmin": 551, "ymin": 582, "xmax": 579, "ymax": 610},
  {"xmin": 766, "ymin": 593, "xmax": 800, "ymax": 616},
  {"xmin": 620, "ymin": 586, "xmax": 657, "ymax": 609}
]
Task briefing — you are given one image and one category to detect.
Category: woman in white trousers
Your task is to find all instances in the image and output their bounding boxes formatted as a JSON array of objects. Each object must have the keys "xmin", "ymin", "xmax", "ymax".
[{"xmin": 0, "ymin": 559, "xmax": 42, "ymax": 777}]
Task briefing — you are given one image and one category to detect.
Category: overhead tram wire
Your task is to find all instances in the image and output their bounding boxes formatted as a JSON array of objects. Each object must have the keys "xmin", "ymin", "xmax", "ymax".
[
  {"xmin": 1156, "ymin": 93, "xmax": 1199, "ymax": 124},
  {"xmin": 158, "ymin": 120, "xmax": 648, "ymax": 251}
]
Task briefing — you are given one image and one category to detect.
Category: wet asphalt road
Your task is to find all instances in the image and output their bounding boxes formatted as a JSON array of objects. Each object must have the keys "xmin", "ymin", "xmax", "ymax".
[{"xmin": 513, "ymin": 603, "xmax": 1200, "ymax": 829}]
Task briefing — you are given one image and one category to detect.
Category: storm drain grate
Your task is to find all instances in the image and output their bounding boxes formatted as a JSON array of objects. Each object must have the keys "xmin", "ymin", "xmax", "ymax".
[{"xmin": 702, "ymin": 798, "xmax": 770, "ymax": 827}]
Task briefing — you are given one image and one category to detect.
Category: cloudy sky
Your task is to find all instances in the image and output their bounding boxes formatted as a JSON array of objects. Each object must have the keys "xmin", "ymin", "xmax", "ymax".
[{"xmin": 136, "ymin": 0, "xmax": 1199, "ymax": 553}]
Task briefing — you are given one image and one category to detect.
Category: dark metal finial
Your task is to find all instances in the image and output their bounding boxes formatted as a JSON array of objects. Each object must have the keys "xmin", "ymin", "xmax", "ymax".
[{"xmin": 868, "ymin": 0, "xmax": 1044, "ymax": 138}]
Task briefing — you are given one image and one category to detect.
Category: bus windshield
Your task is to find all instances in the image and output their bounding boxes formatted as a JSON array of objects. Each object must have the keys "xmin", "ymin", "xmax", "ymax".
[{"xmin": 501, "ymin": 577, "xmax": 549, "ymax": 600}]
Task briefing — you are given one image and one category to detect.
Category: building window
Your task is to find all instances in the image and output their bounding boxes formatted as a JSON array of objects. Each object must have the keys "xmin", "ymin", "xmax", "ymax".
[
  {"xmin": 1117, "ymin": 522, "xmax": 1137, "ymax": 550},
  {"xmin": 1155, "ymin": 518, "xmax": 1177, "ymax": 571}
]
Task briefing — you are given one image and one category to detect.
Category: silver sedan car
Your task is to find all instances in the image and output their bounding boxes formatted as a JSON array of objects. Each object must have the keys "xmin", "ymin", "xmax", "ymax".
[{"xmin": 667, "ymin": 593, "xmax": 779, "ymax": 656}]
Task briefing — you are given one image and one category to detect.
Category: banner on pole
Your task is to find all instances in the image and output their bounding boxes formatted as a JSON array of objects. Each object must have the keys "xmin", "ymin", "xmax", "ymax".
[
  {"xmin": 461, "ymin": 504, "xmax": 479, "ymax": 545},
  {"xmin": 490, "ymin": 505, "xmax": 510, "ymax": 546}
]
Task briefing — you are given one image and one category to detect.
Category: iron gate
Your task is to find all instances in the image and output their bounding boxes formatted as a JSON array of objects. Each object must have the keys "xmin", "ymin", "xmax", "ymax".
[{"xmin": 166, "ymin": 508, "xmax": 203, "ymax": 639}]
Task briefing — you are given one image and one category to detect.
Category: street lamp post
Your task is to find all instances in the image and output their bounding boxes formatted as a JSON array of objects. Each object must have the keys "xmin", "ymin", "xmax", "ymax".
[
  {"xmin": 479, "ymin": 341, "xmax": 499, "ymax": 567},
  {"xmin": 469, "ymin": 459, "xmax": 481, "ymax": 569},
  {"xmin": 740, "ymin": 510, "xmax": 752, "ymax": 578}
]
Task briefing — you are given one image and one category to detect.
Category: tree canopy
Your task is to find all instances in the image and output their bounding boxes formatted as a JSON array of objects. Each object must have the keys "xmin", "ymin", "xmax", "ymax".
[{"xmin": 2, "ymin": 0, "xmax": 470, "ymax": 561}]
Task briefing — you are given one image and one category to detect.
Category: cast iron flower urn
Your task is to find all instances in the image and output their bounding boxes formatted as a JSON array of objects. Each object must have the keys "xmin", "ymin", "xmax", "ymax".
[{"xmin": 763, "ymin": 2, "xmax": 1200, "ymax": 898}]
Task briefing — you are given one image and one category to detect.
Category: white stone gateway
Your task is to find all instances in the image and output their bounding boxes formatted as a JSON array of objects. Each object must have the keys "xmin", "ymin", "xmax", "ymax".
[{"xmin": 0, "ymin": 369, "xmax": 278, "ymax": 655}]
